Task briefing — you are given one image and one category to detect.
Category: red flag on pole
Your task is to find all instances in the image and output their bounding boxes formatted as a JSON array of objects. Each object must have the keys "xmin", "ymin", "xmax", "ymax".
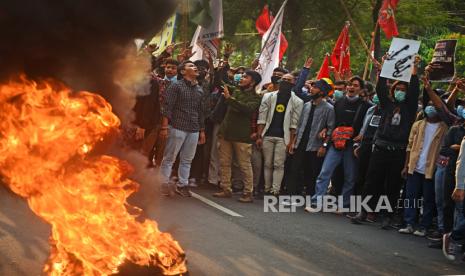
[
  {"xmin": 317, "ymin": 54, "xmax": 330, "ymax": 80},
  {"xmin": 378, "ymin": 0, "xmax": 400, "ymax": 39},
  {"xmin": 255, "ymin": 5, "xmax": 288, "ymax": 61},
  {"xmin": 330, "ymin": 22, "xmax": 351, "ymax": 76}
]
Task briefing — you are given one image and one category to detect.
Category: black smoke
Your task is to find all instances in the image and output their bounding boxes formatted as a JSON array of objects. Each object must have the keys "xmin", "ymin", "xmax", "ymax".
[{"xmin": 0, "ymin": 0, "xmax": 177, "ymax": 108}]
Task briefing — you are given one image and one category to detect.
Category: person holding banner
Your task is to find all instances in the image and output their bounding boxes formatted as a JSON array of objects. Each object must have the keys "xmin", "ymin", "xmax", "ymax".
[{"xmin": 351, "ymin": 56, "xmax": 421, "ymax": 228}]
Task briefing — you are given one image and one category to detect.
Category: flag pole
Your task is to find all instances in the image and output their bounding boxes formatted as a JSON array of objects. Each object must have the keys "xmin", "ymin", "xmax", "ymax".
[
  {"xmin": 363, "ymin": 21, "xmax": 379, "ymax": 80},
  {"xmin": 339, "ymin": 0, "xmax": 379, "ymax": 66}
]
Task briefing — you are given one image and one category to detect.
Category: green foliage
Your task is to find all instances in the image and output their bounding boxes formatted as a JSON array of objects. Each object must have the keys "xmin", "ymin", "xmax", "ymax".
[{"xmin": 176, "ymin": 0, "xmax": 465, "ymax": 79}]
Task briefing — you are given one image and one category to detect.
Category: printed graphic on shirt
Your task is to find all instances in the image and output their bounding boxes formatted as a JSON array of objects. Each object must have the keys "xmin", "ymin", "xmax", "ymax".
[
  {"xmin": 276, "ymin": 104, "xmax": 286, "ymax": 113},
  {"xmin": 391, "ymin": 113, "xmax": 401, "ymax": 126},
  {"xmin": 370, "ymin": 115, "xmax": 382, "ymax": 127}
]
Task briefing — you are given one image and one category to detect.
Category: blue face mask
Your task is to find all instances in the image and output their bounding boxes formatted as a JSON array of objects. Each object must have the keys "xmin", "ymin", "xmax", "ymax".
[
  {"xmin": 334, "ymin": 90, "xmax": 344, "ymax": 100},
  {"xmin": 394, "ymin": 90, "xmax": 406, "ymax": 102},
  {"xmin": 234, "ymin": 74, "xmax": 242, "ymax": 83},
  {"xmin": 372, "ymin": 94, "xmax": 380, "ymax": 105},
  {"xmin": 424, "ymin": 105, "xmax": 437, "ymax": 118},
  {"xmin": 165, "ymin": 75, "xmax": 177, "ymax": 83},
  {"xmin": 302, "ymin": 87, "xmax": 309, "ymax": 94},
  {"xmin": 461, "ymin": 109, "xmax": 465, "ymax": 120}
]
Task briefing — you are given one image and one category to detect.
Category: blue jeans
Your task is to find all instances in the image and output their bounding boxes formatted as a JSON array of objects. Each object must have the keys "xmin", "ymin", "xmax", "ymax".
[
  {"xmin": 435, "ymin": 165, "xmax": 446, "ymax": 231},
  {"xmin": 404, "ymin": 172, "xmax": 435, "ymax": 229},
  {"xmin": 451, "ymin": 200, "xmax": 465, "ymax": 241},
  {"xmin": 312, "ymin": 145, "xmax": 358, "ymax": 207},
  {"xmin": 160, "ymin": 127, "xmax": 199, "ymax": 187}
]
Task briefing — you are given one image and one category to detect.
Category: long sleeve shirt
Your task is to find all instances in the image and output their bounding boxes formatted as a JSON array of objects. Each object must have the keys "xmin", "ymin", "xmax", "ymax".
[
  {"xmin": 374, "ymin": 75, "xmax": 420, "ymax": 148},
  {"xmin": 293, "ymin": 67, "xmax": 313, "ymax": 103},
  {"xmin": 219, "ymin": 87, "xmax": 261, "ymax": 143},
  {"xmin": 161, "ymin": 79, "xmax": 205, "ymax": 133}
]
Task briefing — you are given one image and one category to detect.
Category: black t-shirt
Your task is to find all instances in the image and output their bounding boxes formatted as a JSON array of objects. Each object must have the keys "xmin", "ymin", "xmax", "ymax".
[
  {"xmin": 298, "ymin": 104, "xmax": 316, "ymax": 151},
  {"xmin": 265, "ymin": 91, "xmax": 291, "ymax": 138}
]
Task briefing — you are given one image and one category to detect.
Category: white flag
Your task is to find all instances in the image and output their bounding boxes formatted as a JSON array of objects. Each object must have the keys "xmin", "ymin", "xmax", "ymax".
[
  {"xmin": 190, "ymin": 0, "xmax": 223, "ymax": 62},
  {"xmin": 255, "ymin": 0, "xmax": 287, "ymax": 91}
]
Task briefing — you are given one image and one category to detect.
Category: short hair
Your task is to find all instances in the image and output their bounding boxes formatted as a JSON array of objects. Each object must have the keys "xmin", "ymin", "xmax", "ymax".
[
  {"xmin": 349, "ymin": 76, "xmax": 365, "ymax": 90},
  {"xmin": 244, "ymin": 70, "xmax": 262, "ymax": 87},
  {"xmin": 177, "ymin": 60, "xmax": 194, "ymax": 75},
  {"xmin": 273, "ymin": 67, "xmax": 289, "ymax": 74},
  {"xmin": 164, "ymin": 58, "xmax": 179, "ymax": 67},
  {"xmin": 334, "ymin": 80, "xmax": 347, "ymax": 87},
  {"xmin": 194, "ymin": 59, "xmax": 209, "ymax": 69},
  {"xmin": 291, "ymin": 70, "xmax": 301, "ymax": 78}
]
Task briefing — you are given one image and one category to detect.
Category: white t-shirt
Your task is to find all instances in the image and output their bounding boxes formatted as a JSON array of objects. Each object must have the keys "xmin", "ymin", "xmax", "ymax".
[{"xmin": 415, "ymin": 122, "xmax": 439, "ymax": 174}]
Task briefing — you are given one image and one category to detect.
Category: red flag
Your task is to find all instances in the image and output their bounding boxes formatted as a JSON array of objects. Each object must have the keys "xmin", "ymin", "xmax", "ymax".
[
  {"xmin": 330, "ymin": 23, "xmax": 351, "ymax": 76},
  {"xmin": 317, "ymin": 55, "xmax": 330, "ymax": 79},
  {"xmin": 256, "ymin": 5, "xmax": 272, "ymax": 35},
  {"xmin": 378, "ymin": 0, "xmax": 399, "ymax": 39},
  {"xmin": 255, "ymin": 5, "xmax": 288, "ymax": 61}
]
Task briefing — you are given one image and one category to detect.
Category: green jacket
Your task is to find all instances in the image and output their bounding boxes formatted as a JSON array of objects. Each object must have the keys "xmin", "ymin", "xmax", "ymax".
[{"xmin": 219, "ymin": 87, "xmax": 261, "ymax": 143}]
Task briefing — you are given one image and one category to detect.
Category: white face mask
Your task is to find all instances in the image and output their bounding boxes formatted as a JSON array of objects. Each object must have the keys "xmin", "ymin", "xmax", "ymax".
[{"xmin": 302, "ymin": 87, "xmax": 309, "ymax": 94}]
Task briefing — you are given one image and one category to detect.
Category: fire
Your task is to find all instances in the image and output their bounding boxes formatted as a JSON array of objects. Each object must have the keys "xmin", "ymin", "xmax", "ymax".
[{"xmin": 0, "ymin": 75, "xmax": 187, "ymax": 275}]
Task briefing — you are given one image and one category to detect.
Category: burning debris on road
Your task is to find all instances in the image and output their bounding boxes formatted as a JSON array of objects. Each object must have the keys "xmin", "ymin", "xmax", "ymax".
[{"xmin": 0, "ymin": 0, "xmax": 187, "ymax": 275}]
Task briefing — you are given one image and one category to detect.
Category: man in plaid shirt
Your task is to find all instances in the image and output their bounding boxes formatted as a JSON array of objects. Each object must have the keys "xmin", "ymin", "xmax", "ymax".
[{"xmin": 159, "ymin": 60, "xmax": 206, "ymax": 197}]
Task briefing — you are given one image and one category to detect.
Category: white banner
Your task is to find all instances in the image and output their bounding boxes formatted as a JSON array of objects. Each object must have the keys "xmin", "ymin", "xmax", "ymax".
[
  {"xmin": 380, "ymin": 37, "xmax": 421, "ymax": 82},
  {"xmin": 190, "ymin": 0, "xmax": 223, "ymax": 62},
  {"xmin": 255, "ymin": 0, "xmax": 287, "ymax": 91}
]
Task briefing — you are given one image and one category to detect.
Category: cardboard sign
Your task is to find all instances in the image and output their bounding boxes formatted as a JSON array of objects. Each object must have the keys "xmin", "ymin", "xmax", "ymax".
[
  {"xmin": 380, "ymin": 38, "xmax": 421, "ymax": 82},
  {"xmin": 429, "ymin": 39, "xmax": 457, "ymax": 82},
  {"xmin": 149, "ymin": 14, "xmax": 177, "ymax": 56}
]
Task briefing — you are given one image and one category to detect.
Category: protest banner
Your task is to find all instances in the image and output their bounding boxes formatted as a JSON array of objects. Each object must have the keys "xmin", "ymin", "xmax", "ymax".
[
  {"xmin": 428, "ymin": 39, "xmax": 457, "ymax": 82},
  {"xmin": 380, "ymin": 37, "xmax": 421, "ymax": 82}
]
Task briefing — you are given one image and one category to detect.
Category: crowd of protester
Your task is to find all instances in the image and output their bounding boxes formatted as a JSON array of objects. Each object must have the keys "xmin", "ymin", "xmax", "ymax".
[{"xmin": 132, "ymin": 42, "xmax": 465, "ymax": 262}]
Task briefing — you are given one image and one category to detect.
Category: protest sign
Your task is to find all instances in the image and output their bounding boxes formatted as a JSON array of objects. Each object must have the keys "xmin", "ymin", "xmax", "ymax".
[
  {"xmin": 380, "ymin": 38, "xmax": 421, "ymax": 82},
  {"xmin": 428, "ymin": 39, "xmax": 457, "ymax": 82}
]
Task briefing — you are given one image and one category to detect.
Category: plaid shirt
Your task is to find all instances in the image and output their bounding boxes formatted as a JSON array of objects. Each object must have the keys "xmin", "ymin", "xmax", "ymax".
[{"xmin": 162, "ymin": 79, "xmax": 205, "ymax": 133}]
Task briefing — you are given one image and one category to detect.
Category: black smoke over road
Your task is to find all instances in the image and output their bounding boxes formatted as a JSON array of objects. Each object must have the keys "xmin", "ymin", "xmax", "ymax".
[{"xmin": 0, "ymin": 0, "xmax": 177, "ymax": 116}]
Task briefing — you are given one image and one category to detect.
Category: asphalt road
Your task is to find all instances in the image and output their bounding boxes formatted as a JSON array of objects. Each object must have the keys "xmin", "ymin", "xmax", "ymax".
[{"xmin": 1, "ymin": 168, "xmax": 465, "ymax": 276}]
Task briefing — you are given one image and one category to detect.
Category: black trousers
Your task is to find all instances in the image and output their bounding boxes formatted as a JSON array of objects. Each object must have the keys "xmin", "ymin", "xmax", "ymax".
[
  {"xmin": 444, "ymin": 169, "xmax": 456, "ymax": 233},
  {"xmin": 362, "ymin": 146, "xmax": 405, "ymax": 214},
  {"xmin": 354, "ymin": 143, "xmax": 373, "ymax": 196},
  {"xmin": 330, "ymin": 164, "xmax": 344, "ymax": 196},
  {"xmin": 286, "ymin": 146, "xmax": 324, "ymax": 196}
]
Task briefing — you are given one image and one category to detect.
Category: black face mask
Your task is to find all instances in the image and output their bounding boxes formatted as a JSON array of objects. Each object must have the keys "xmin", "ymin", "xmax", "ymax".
[
  {"xmin": 279, "ymin": 80, "xmax": 294, "ymax": 93},
  {"xmin": 271, "ymin": 75, "xmax": 281, "ymax": 85}
]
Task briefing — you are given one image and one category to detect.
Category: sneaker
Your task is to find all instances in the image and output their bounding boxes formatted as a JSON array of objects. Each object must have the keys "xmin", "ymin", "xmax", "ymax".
[
  {"xmin": 188, "ymin": 181, "xmax": 198, "ymax": 188},
  {"xmin": 398, "ymin": 224, "xmax": 414, "ymax": 234},
  {"xmin": 304, "ymin": 203, "xmax": 319, "ymax": 213},
  {"xmin": 350, "ymin": 211, "xmax": 367, "ymax": 225},
  {"xmin": 175, "ymin": 186, "xmax": 192, "ymax": 197},
  {"xmin": 212, "ymin": 190, "xmax": 232, "ymax": 198},
  {"xmin": 238, "ymin": 193, "xmax": 253, "ymax": 203},
  {"xmin": 282, "ymin": 197, "xmax": 300, "ymax": 206},
  {"xmin": 443, "ymin": 233, "xmax": 457, "ymax": 261},
  {"xmin": 426, "ymin": 230, "xmax": 443, "ymax": 241},
  {"xmin": 366, "ymin": 212, "xmax": 376, "ymax": 223},
  {"xmin": 161, "ymin": 183, "xmax": 174, "ymax": 196},
  {"xmin": 413, "ymin": 228, "xmax": 426, "ymax": 237}
]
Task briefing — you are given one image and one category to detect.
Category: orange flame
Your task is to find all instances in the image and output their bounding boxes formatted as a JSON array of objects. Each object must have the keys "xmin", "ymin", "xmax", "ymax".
[{"xmin": 0, "ymin": 75, "xmax": 187, "ymax": 275}]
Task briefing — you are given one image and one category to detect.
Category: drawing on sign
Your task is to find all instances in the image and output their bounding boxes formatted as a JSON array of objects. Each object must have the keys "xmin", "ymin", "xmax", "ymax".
[{"xmin": 380, "ymin": 38, "xmax": 421, "ymax": 82}]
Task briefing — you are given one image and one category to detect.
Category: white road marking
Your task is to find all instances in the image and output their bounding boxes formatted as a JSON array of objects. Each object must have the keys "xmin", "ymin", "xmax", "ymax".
[{"xmin": 190, "ymin": 192, "xmax": 243, "ymax": 217}]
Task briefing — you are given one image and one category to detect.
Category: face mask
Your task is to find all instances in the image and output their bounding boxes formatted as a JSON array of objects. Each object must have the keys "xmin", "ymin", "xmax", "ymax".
[
  {"xmin": 279, "ymin": 80, "xmax": 294, "ymax": 93},
  {"xmin": 372, "ymin": 94, "xmax": 380, "ymax": 105},
  {"xmin": 457, "ymin": 105, "xmax": 464, "ymax": 117},
  {"xmin": 271, "ymin": 75, "xmax": 281, "ymax": 85},
  {"xmin": 234, "ymin": 74, "xmax": 242, "ymax": 83},
  {"xmin": 165, "ymin": 75, "xmax": 177, "ymax": 83},
  {"xmin": 333, "ymin": 90, "xmax": 344, "ymax": 101},
  {"xmin": 424, "ymin": 105, "xmax": 437, "ymax": 118},
  {"xmin": 302, "ymin": 87, "xmax": 309, "ymax": 94},
  {"xmin": 394, "ymin": 90, "xmax": 406, "ymax": 102},
  {"xmin": 346, "ymin": 94, "xmax": 359, "ymax": 102}
]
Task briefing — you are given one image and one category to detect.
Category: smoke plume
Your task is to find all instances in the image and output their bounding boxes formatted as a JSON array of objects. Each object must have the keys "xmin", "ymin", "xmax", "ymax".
[{"xmin": 0, "ymin": 0, "xmax": 177, "ymax": 118}]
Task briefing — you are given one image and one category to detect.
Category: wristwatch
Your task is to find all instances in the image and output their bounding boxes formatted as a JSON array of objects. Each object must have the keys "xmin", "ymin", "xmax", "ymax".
[{"xmin": 323, "ymin": 142, "xmax": 328, "ymax": 148}]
